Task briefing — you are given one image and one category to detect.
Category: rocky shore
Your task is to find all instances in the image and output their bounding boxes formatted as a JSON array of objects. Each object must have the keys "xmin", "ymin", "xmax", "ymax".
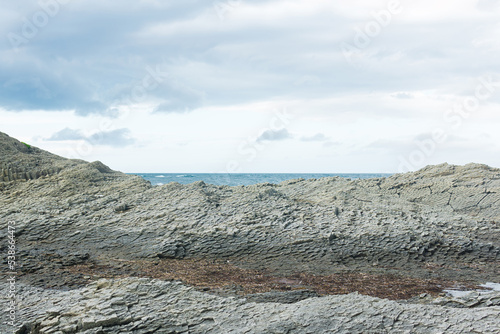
[{"xmin": 1, "ymin": 131, "xmax": 499, "ymax": 333}]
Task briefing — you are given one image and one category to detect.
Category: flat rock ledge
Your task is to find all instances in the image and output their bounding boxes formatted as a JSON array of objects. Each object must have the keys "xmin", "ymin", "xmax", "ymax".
[{"xmin": 2, "ymin": 278, "xmax": 499, "ymax": 334}]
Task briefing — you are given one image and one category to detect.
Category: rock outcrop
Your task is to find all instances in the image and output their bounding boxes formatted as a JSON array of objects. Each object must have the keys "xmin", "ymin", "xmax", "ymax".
[
  {"xmin": 2, "ymin": 278, "xmax": 499, "ymax": 334},
  {"xmin": 0, "ymin": 131, "xmax": 499, "ymax": 333},
  {"xmin": 0, "ymin": 132, "xmax": 76, "ymax": 183}
]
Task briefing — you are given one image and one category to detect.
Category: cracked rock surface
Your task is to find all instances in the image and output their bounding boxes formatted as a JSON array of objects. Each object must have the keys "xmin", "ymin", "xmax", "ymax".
[
  {"xmin": 3, "ymin": 278, "xmax": 500, "ymax": 334},
  {"xmin": 0, "ymin": 131, "xmax": 499, "ymax": 333}
]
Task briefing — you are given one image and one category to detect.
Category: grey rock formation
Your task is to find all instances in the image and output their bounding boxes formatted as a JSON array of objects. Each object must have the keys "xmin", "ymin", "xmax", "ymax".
[
  {"xmin": 2, "ymin": 278, "xmax": 499, "ymax": 334},
  {"xmin": 4, "ymin": 161, "xmax": 497, "ymax": 280},
  {"xmin": 0, "ymin": 131, "xmax": 499, "ymax": 333},
  {"xmin": 0, "ymin": 132, "xmax": 79, "ymax": 183}
]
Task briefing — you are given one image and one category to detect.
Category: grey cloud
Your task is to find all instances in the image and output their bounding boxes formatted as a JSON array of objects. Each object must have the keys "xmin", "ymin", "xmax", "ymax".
[
  {"xmin": 1, "ymin": 0, "xmax": 499, "ymax": 119},
  {"xmin": 47, "ymin": 128, "xmax": 86, "ymax": 141},
  {"xmin": 154, "ymin": 102, "xmax": 191, "ymax": 114},
  {"xmin": 88, "ymin": 129, "xmax": 136, "ymax": 147},
  {"xmin": 413, "ymin": 132, "xmax": 435, "ymax": 142},
  {"xmin": 0, "ymin": 66, "xmax": 115, "ymax": 116},
  {"xmin": 300, "ymin": 133, "xmax": 329, "ymax": 142},
  {"xmin": 0, "ymin": 1, "xmax": 211, "ymax": 116},
  {"xmin": 47, "ymin": 128, "xmax": 136, "ymax": 147},
  {"xmin": 256, "ymin": 128, "xmax": 291, "ymax": 142},
  {"xmin": 153, "ymin": 81, "xmax": 206, "ymax": 113},
  {"xmin": 323, "ymin": 141, "xmax": 341, "ymax": 148},
  {"xmin": 75, "ymin": 101, "xmax": 119, "ymax": 118}
]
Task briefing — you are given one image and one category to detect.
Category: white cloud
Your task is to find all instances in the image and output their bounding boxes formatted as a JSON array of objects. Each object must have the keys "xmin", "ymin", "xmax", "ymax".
[
  {"xmin": 256, "ymin": 128, "xmax": 291, "ymax": 142},
  {"xmin": 300, "ymin": 133, "xmax": 329, "ymax": 142},
  {"xmin": 1, "ymin": 0, "xmax": 499, "ymax": 172},
  {"xmin": 47, "ymin": 128, "xmax": 136, "ymax": 147}
]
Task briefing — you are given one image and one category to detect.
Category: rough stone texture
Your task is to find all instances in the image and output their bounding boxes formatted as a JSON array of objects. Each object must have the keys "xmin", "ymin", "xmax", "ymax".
[
  {"xmin": 0, "ymin": 132, "xmax": 83, "ymax": 183},
  {"xmin": 2, "ymin": 278, "xmax": 499, "ymax": 334},
  {"xmin": 3, "ymin": 161, "xmax": 498, "ymax": 281},
  {"xmin": 430, "ymin": 290, "xmax": 500, "ymax": 308},
  {"xmin": 244, "ymin": 290, "xmax": 320, "ymax": 304},
  {"xmin": 1, "ymin": 131, "xmax": 499, "ymax": 333}
]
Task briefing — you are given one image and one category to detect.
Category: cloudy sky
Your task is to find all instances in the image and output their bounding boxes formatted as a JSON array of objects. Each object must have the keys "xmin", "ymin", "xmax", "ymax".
[{"xmin": 1, "ymin": 0, "xmax": 500, "ymax": 173}]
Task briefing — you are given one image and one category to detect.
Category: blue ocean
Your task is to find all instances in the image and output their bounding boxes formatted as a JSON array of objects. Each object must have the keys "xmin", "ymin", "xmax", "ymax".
[{"xmin": 131, "ymin": 173, "xmax": 392, "ymax": 186}]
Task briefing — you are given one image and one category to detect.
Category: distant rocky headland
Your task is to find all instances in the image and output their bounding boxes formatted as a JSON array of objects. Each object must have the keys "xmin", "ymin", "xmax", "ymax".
[{"xmin": 1, "ymin": 131, "xmax": 499, "ymax": 333}]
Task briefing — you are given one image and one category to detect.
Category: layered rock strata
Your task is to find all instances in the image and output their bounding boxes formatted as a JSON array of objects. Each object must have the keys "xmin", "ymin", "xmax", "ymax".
[{"xmin": 0, "ymin": 131, "xmax": 499, "ymax": 333}]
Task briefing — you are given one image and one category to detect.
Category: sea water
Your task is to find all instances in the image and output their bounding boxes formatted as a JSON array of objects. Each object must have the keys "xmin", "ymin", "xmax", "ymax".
[
  {"xmin": 131, "ymin": 173, "xmax": 392, "ymax": 186},
  {"xmin": 444, "ymin": 282, "xmax": 500, "ymax": 298}
]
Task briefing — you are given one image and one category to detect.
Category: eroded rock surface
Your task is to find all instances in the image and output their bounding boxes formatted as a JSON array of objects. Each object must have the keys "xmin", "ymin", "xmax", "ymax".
[
  {"xmin": 1, "ymin": 131, "xmax": 499, "ymax": 333},
  {"xmin": 3, "ymin": 278, "xmax": 500, "ymax": 334}
]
